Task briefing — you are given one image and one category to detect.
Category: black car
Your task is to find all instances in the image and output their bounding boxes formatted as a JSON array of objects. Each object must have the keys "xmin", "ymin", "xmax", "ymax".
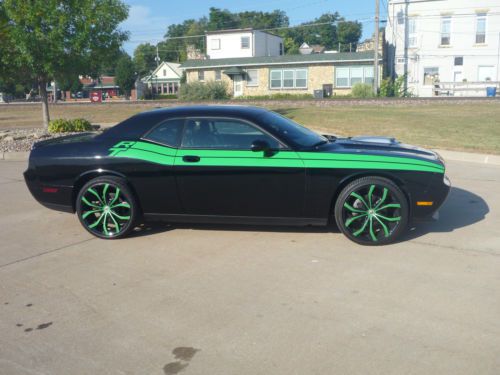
[{"xmin": 24, "ymin": 106, "xmax": 450, "ymax": 245}]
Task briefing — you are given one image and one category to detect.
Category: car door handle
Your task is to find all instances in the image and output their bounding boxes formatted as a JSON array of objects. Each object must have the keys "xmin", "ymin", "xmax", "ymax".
[{"xmin": 182, "ymin": 155, "xmax": 201, "ymax": 163}]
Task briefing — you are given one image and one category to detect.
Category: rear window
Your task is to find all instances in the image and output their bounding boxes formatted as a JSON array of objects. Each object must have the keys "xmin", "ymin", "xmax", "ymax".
[{"xmin": 143, "ymin": 119, "xmax": 184, "ymax": 147}]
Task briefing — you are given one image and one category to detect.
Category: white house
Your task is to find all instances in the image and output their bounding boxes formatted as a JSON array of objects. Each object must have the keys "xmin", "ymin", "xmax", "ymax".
[
  {"xmin": 206, "ymin": 28, "xmax": 284, "ymax": 59},
  {"xmin": 141, "ymin": 61, "xmax": 182, "ymax": 95},
  {"xmin": 385, "ymin": 0, "xmax": 500, "ymax": 97}
]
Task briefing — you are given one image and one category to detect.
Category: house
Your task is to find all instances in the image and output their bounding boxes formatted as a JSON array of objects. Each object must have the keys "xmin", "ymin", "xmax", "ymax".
[
  {"xmin": 385, "ymin": 0, "xmax": 500, "ymax": 97},
  {"xmin": 206, "ymin": 28, "xmax": 284, "ymax": 59},
  {"xmin": 141, "ymin": 61, "xmax": 182, "ymax": 96},
  {"xmin": 81, "ymin": 76, "xmax": 120, "ymax": 99},
  {"xmin": 299, "ymin": 42, "xmax": 326, "ymax": 54},
  {"xmin": 180, "ymin": 51, "xmax": 380, "ymax": 98}
]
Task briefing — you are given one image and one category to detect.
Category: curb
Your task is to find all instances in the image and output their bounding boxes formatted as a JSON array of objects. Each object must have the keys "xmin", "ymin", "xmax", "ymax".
[
  {"xmin": 1, "ymin": 149, "xmax": 499, "ymax": 166},
  {"xmin": 433, "ymin": 149, "xmax": 500, "ymax": 166},
  {"xmin": 0, "ymin": 151, "xmax": 30, "ymax": 161}
]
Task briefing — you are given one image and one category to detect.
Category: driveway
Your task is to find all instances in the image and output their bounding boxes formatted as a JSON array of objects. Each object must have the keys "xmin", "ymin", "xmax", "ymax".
[{"xmin": 0, "ymin": 159, "xmax": 499, "ymax": 375}]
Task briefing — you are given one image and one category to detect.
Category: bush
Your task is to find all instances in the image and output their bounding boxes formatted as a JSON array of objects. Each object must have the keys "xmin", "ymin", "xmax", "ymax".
[
  {"xmin": 48, "ymin": 118, "xmax": 93, "ymax": 133},
  {"xmin": 351, "ymin": 83, "xmax": 375, "ymax": 98},
  {"xmin": 179, "ymin": 80, "xmax": 229, "ymax": 100},
  {"xmin": 380, "ymin": 75, "xmax": 407, "ymax": 97},
  {"xmin": 237, "ymin": 93, "xmax": 314, "ymax": 100},
  {"xmin": 156, "ymin": 94, "xmax": 178, "ymax": 99}
]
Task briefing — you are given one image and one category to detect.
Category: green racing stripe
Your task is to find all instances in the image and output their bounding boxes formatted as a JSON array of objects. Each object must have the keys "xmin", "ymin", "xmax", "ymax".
[{"xmin": 108, "ymin": 141, "xmax": 445, "ymax": 173}]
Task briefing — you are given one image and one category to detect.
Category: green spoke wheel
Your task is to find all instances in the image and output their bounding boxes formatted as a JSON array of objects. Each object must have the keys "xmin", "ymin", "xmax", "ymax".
[
  {"xmin": 334, "ymin": 177, "xmax": 408, "ymax": 246},
  {"xmin": 76, "ymin": 177, "xmax": 137, "ymax": 239}
]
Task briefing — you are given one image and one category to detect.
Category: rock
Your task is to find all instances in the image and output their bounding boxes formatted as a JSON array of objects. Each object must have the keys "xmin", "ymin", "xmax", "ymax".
[
  {"xmin": 3, "ymin": 136, "xmax": 15, "ymax": 142},
  {"xmin": 13, "ymin": 135, "xmax": 27, "ymax": 141},
  {"xmin": 0, "ymin": 132, "xmax": 10, "ymax": 140}
]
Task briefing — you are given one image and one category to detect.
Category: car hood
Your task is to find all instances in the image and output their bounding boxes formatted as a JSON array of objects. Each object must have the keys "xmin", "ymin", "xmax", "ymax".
[{"xmin": 317, "ymin": 135, "xmax": 444, "ymax": 165}]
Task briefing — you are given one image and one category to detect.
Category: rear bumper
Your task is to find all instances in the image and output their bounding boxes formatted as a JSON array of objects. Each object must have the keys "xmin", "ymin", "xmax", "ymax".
[{"xmin": 24, "ymin": 169, "xmax": 74, "ymax": 213}]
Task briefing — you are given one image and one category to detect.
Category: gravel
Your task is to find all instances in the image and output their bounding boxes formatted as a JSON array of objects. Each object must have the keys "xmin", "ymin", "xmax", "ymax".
[{"xmin": 0, "ymin": 128, "xmax": 99, "ymax": 153}]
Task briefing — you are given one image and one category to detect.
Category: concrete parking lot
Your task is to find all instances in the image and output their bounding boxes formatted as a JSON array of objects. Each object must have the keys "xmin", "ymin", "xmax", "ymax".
[{"xmin": 0, "ymin": 159, "xmax": 499, "ymax": 375}]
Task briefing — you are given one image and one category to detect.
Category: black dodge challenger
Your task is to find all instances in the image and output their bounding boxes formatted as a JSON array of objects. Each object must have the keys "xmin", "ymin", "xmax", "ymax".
[{"xmin": 24, "ymin": 106, "xmax": 450, "ymax": 245}]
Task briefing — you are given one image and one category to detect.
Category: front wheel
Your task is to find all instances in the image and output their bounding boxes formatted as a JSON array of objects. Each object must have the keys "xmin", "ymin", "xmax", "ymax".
[
  {"xmin": 76, "ymin": 176, "xmax": 137, "ymax": 239},
  {"xmin": 334, "ymin": 177, "xmax": 409, "ymax": 245}
]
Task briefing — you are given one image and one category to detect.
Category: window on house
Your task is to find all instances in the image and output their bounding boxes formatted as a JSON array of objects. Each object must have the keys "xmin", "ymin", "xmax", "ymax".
[
  {"xmin": 335, "ymin": 67, "xmax": 350, "ymax": 87},
  {"xmin": 198, "ymin": 70, "xmax": 204, "ymax": 81},
  {"xmin": 269, "ymin": 68, "xmax": 308, "ymax": 89},
  {"xmin": 241, "ymin": 36, "xmax": 250, "ymax": 49},
  {"xmin": 211, "ymin": 38, "xmax": 221, "ymax": 50},
  {"xmin": 279, "ymin": 43, "xmax": 283, "ymax": 55},
  {"xmin": 350, "ymin": 67, "xmax": 364, "ymax": 85},
  {"xmin": 408, "ymin": 18, "xmax": 417, "ymax": 47},
  {"xmin": 246, "ymin": 69, "xmax": 258, "ymax": 86},
  {"xmin": 163, "ymin": 69, "xmax": 166, "ymax": 76},
  {"xmin": 364, "ymin": 67, "xmax": 374, "ymax": 85},
  {"xmin": 454, "ymin": 57, "xmax": 463, "ymax": 66},
  {"xmin": 295, "ymin": 70, "xmax": 307, "ymax": 88},
  {"xmin": 270, "ymin": 70, "xmax": 282, "ymax": 88},
  {"xmin": 335, "ymin": 66, "xmax": 374, "ymax": 87},
  {"xmin": 283, "ymin": 70, "xmax": 294, "ymax": 88},
  {"xmin": 424, "ymin": 67, "xmax": 439, "ymax": 85},
  {"xmin": 440, "ymin": 17, "xmax": 451, "ymax": 45},
  {"xmin": 476, "ymin": 13, "xmax": 486, "ymax": 44},
  {"xmin": 215, "ymin": 70, "xmax": 222, "ymax": 81}
]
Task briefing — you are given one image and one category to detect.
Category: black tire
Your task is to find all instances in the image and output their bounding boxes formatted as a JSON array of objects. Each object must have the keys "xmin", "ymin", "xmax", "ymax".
[
  {"xmin": 76, "ymin": 176, "xmax": 138, "ymax": 239},
  {"xmin": 334, "ymin": 176, "xmax": 409, "ymax": 245}
]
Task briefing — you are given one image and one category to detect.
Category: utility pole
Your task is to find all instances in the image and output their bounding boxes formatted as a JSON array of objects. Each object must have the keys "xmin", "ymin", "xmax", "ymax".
[
  {"xmin": 374, "ymin": 0, "xmax": 380, "ymax": 95},
  {"xmin": 155, "ymin": 45, "xmax": 160, "ymax": 67}
]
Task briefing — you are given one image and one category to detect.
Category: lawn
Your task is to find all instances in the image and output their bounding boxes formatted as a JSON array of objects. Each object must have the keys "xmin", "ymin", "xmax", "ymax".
[{"xmin": 1, "ymin": 101, "xmax": 499, "ymax": 154}]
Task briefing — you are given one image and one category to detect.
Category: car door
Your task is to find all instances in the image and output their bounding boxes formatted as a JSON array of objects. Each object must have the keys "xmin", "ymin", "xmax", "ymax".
[{"xmin": 174, "ymin": 117, "xmax": 306, "ymax": 218}]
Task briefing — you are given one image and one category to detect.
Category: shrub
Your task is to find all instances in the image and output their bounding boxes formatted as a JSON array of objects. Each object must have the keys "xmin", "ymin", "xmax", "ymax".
[
  {"xmin": 156, "ymin": 94, "xmax": 178, "ymax": 99},
  {"xmin": 179, "ymin": 80, "xmax": 229, "ymax": 100},
  {"xmin": 351, "ymin": 83, "xmax": 375, "ymax": 98},
  {"xmin": 237, "ymin": 93, "xmax": 314, "ymax": 100},
  {"xmin": 48, "ymin": 118, "xmax": 93, "ymax": 133}
]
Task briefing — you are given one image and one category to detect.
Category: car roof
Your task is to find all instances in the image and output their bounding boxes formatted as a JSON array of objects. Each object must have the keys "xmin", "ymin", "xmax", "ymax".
[{"xmin": 139, "ymin": 105, "xmax": 271, "ymax": 120}]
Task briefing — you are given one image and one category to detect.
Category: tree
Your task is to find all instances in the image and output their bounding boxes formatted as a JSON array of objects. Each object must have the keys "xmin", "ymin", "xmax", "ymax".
[
  {"xmin": 337, "ymin": 21, "xmax": 363, "ymax": 52},
  {"xmin": 133, "ymin": 43, "xmax": 157, "ymax": 77},
  {"xmin": 115, "ymin": 55, "xmax": 136, "ymax": 99},
  {"xmin": 1, "ymin": 0, "xmax": 128, "ymax": 128}
]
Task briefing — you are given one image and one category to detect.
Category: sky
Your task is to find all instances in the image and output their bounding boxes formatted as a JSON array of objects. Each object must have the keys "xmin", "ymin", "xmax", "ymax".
[{"xmin": 120, "ymin": 0, "xmax": 386, "ymax": 55}]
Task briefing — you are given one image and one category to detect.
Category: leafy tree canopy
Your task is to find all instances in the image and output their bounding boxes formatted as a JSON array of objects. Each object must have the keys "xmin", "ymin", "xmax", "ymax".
[{"xmin": 0, "ymin": 0, "xmax": 129, "ymax": 126}]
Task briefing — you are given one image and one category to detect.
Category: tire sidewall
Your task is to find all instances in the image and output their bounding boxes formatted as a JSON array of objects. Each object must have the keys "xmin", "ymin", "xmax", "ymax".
[
  {"xmin": 76, "ymin": 176, "xmax": 137, "ymax": 239},
  {"xmin": 334, "ymin": 177, "xmax": 409, "ymax": 246}
]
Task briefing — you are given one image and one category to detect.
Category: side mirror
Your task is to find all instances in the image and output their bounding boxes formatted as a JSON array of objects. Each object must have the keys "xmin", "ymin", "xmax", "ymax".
[{"xmin": 251, "ymin": 140, "xmax": 271, "ymax": 153}]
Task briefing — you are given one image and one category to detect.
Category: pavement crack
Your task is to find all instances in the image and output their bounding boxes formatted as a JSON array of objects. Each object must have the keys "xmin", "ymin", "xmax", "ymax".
[
  {"xmin": 0, "ymin": 238, "xmax": 95, "ymax": 269},
  {"xmin": 409, "ymin": 239, "xmax": 499, "ymax": 257}
]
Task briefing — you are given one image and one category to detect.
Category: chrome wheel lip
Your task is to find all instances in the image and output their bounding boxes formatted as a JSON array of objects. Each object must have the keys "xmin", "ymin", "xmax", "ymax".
[
  {"xmin": 342, "ymin": 184, "xmax": 402, "ymax": 243},
  {"xmin": 79, "ymin": 182, "xmax": 132, "ymax": 238}
]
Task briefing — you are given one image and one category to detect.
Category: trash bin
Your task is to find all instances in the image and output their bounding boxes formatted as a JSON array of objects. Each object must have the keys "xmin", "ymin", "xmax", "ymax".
[
  {"xmin": 313, "ymin": 89, "xmax": 324, "ymax": 99},
  {"xmin": 486, "ymin": 87, "xmax": 497, "ymax": 97}
]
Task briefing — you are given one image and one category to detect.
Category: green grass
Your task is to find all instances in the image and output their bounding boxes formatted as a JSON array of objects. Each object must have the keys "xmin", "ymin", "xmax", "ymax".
[
  {"xmin": 1, "ymin": 101, "xmax": 499, "ymax": 154},
  {"xmin": 273, "ymin": 103, "xmax": 500, "ymax": 154}
]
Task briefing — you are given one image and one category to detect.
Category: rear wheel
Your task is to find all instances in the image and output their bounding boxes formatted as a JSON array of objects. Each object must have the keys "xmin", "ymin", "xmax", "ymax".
[
  {"xmin": 334, "ymin": 177, "xmax": 408, "ymax": 245},
  {"xmin": 76, "ymin": 177, "xmax": 137, "ymax": 239}
]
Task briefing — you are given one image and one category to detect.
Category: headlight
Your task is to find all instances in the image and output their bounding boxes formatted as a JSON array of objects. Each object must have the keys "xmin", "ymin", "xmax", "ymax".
[{"xmin": 443, "ymin": 174, "xmax": 451, "ymax": 187}]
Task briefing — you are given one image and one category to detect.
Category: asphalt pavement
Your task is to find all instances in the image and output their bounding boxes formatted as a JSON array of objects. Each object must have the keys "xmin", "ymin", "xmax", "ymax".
[{"xmin": 0, "ymin": 159, "xmax": 499, "ymax": 375}]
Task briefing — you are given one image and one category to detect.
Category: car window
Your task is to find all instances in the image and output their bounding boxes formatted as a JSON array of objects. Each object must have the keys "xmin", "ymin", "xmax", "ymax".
[
  {"xmin": 143, "ymin": 118, "xmax": 184, "ymax": 147},
  {"xmin": 181, "ymin": 118, "xmax": 282, "ymax": 150}
]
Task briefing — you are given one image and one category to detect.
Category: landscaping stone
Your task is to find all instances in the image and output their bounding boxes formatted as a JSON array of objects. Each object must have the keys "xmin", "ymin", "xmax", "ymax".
[{"xmin": 0, "ymin": 127, "xmax": 100, "ymax": 153}]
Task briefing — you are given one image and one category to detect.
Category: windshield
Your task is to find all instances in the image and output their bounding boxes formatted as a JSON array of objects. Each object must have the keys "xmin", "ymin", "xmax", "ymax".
[{"xmin": 259, "ymin": 111, "xmax": 327, "ymax": 149}]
